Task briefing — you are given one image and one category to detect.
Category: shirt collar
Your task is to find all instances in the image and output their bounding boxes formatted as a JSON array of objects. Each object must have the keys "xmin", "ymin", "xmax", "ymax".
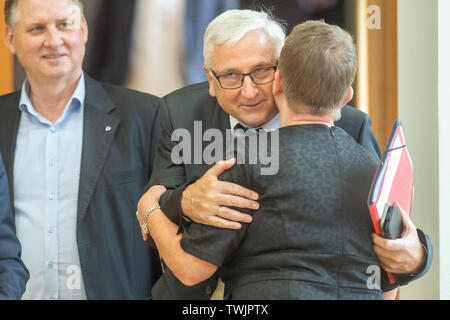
[
  {"xmin": 230, "ymin": 112, "xmax": 281, "ymax": 135},
  {"xmin": 19, "ymin": 73, "xmax": 86, "ymax": 124}
]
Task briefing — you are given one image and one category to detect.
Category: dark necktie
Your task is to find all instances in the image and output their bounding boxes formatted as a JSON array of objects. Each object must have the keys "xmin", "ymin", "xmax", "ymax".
[
  {"xmin": 233, "ymin": 123, "xmax": 264, "ymax": 136},
  {"xmin": 233, "ymin": 123, "xmax": 249, "ymax": 134}
]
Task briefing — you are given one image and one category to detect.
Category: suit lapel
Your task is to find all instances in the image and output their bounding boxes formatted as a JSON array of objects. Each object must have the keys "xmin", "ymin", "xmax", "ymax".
[
  {"xmin": 77, "ymin": 76, "xmax": 120, "ymax": 225},
  {"xmin": 212, "ymin": 101, "xmax": 233, "ymax": 162},
  {"xmin": 0, "ymin": 92, "xmax": 21, "ymax": 212},
  {"xmin": 212, "ymin": 100, "xmax": 232, "ymax": 135}
]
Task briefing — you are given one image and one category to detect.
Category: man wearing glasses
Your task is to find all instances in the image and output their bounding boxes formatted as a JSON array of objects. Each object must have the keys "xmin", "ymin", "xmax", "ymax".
[
  {"xmin": 210, "ymin": 66, "xmax": 278, "ymax": 91},
  {"xmin": 138, "ymin": 9, "xmax": 431, "ymax": 299}
]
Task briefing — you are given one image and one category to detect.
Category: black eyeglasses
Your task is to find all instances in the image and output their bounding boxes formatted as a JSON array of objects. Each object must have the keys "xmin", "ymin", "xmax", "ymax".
[{"xmin": 210, "ymin": 66, "xmax": 277, "ymax": 90}]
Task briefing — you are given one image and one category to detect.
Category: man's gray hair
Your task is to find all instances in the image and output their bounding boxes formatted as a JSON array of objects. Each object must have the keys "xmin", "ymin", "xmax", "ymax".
[
  {"xmin": 203, "ymin": 9, "xmax": 286, "ymax": 68},
  {"xmin": 4, "ymin": 0, "xmax": 85, "ymax": 28}
]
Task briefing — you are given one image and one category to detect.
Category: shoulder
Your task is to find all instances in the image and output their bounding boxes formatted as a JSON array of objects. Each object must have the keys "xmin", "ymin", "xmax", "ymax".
[
  {"xmin": 85, "ymin": 75, "xmax": 160, "ymax": 115},
  {"xmin": 162, "ymin": 82, "xmax": 214, "ymax": 109},
  {"xmin": 163, "ymin": 81, "xmax": 210, "ymax": 100},
  {"xmin": 0, "ymin": 91, "xmax": 21, "ymax": 113},
  {"xmin": 84, "ymin": 77, "xmax": 161, "ymax": 137},
  {"xmin": 0, "ymin": 91, "xmax": 21, "ymax": 137},
  {"xmin": 0, "ymin": 90, "xmax": 20, "ymax": 101},
  {"xmin": 157, "ymin": 82, "xmax": 221, "ymax": 128},
  {"xmin": 335, "ymin": 105, "xmax": 372, "ymax": 140},
  {"xmin": 337, "ymin": 105, "xmax": 370, "ymax": 127},
  {"xmin": 334, "ymin": 126, "xmax": 379, "ymax": 165},
  {"xmin": 97, "ymin": 82, "xmax": 160, "ymax": 109}
]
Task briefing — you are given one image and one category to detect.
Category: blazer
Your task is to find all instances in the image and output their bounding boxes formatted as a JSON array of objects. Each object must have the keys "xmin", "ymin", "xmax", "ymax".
[
  {"xmin": 0, "ymin": 153, "xmax": 29, "ymax": 300},
  {"xmin": 0, "ymin": 75, "xmax": 162, "ymax": 299},
  {"xmin": 149, "ymin": 81, "xmax": 432, "ymax": 299}
]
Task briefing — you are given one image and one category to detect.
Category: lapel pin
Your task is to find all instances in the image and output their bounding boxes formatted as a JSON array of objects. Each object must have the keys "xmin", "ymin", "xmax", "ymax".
[{"xmin": 105, "ymin": 126, "xmax": 112, "ymax": 132}]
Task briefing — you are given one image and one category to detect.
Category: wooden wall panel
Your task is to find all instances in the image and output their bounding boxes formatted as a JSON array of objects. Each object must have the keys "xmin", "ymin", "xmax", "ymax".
[
  {"xmin": 355, "ymin": 0, "xmax": 398, "ymax": 151},
  {"xmin": 0, "ymin": 0, "xmax": 14, "ymax": 95},
  {"xmin": 355, "ymin": 0, "xmax": 400, "ymax": 300}
]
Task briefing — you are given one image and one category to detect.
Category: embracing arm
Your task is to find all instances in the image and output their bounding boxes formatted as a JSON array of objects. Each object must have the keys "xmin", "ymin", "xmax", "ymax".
[
  {"xmin": 138, "ymin": 185, "xmax": 218, "ymax": 286},
  {"xmin": 145, "ymin": 97, "xmax": 258, "ymax": 231},
  {"xmin": 180, "ymin": 161, "xmax": 259, "ymax": 229}
]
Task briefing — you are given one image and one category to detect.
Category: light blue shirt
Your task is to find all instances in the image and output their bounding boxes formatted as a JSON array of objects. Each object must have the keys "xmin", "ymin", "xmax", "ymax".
[
  {"xmin": 14, "ymin": 74, "xmax": 87, "ymax": 300},
  {"xmin": 230, "ymin": 113, "xmax": 281, "ymax": 136}
]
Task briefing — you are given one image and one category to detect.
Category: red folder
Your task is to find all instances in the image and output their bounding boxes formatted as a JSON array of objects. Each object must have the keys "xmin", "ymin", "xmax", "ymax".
[{"xmin": 368, "ymin": 121, "xmax": 414, "ymax": 284}]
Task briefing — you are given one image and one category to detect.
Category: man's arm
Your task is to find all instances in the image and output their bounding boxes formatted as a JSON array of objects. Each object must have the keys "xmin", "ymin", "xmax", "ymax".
[
  {"xmin": 349, "ymin": 109, "xmax": 432, "ymax": 281},
  {"xmin": 180, "ymin": 161, "xmax": 259, "ymax": 229},
  {"xmin": 139, "ymin": 185, "xmax": 218, "ymax": 286},
  {"xmin": 0, "ymin": 156, "xmax": 29, "ymax": 300},
  {"xmin": 336, "ymin": 105, "xmax": 382, "ymax": 159},
  {"xmin": 372, "ymin": 204, "xmax": 432, "ymax": 285},
  {"xmin": 145, "ymin": 98, "xmax": 259, "ymax": 231},
  {"xmin": 355, "ymin": 110, "xmax": 382, "ymax": 159}
]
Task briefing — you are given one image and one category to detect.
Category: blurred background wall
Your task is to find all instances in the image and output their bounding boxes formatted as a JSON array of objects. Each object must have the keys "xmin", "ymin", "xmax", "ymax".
[
  {"xmin": 6, "ymin": 0, "xmax": 348, "ymax": 97},
  {"xmin": 0, "ymin": 0, "xmax": 13, "ymax": 95}
]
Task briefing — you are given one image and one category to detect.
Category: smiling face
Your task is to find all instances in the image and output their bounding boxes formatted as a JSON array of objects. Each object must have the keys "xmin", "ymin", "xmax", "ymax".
[
  {"xmin": 204, "ymin": 30, "xmax": 279, "ymax": 128},
  {"xmin": 4, "ymin": 0, "xmax": 88, "ymax": 84}
]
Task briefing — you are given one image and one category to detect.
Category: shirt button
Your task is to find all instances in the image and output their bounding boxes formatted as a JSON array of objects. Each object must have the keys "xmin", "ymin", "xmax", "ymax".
[
  {"xmin": 48, "ymin": 262, "xmax": 55, "ymax": 269},
  {"xmin": 49, "ymin": 193, "xmax": 55, "ymax": 200},
  {"xmin": 48, "ymin": 226, "xmax": 55, "ymax": 233},
  {"xmin": 50, "ymin": 127, "xmax": 56, "ymax": 133},
  {"xmin": 49, "ymin": 159, "xmax": 56, "ymax": 166}
]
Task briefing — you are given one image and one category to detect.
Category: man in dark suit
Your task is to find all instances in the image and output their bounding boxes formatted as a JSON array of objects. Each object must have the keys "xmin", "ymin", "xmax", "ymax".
[
  {"xmin": 138, "ymin": 10, "xmax": 431, "ymax": 299},
  {"xmin": 0, "ymin": 153, "xmax": 29, "ymax": 300},
  {"xmin": 0, "ymin": 0, "xmax": 161, "ymax": 299}
]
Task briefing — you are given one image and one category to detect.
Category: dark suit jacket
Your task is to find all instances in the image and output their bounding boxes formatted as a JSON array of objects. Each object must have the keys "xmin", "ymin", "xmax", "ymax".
[
  {"xmin": 0, "ymin": 75, "xmax": 162, "ymax": 299},
  {"xmin": 149, "ymin": 82, "xmax": 432, "ymax": 299},
  {"xmin": 0, "ymin": 153, "xmax": 29, "ymax": 300}
]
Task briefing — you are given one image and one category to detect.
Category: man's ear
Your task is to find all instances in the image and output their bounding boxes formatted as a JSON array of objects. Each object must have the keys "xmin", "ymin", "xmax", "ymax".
[
  {"xmin": 4, "ymin": 25, "xmax": 17, "ymax": 55},
  {"xmin": 341, "ymin": 87, "xmax": 354, "ymax": 108},
  {"xmin": 272, "ymin": 70, "xmax": 283, "ymax": 97},
  {"xmin": 81, "ymin": 15, "xmax": 89, "ymax": 43},
  {"xmin": 203, "ymin": 65, "xmax": 216, "ymax": 97},
  {"xmin": 273, "ymin": 70, "xmax": 288, "ymax": 112}
]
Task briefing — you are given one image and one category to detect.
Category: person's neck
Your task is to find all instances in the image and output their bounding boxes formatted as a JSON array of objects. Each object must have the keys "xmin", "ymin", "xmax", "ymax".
[
  {"xmin": 281, "ymin": 112, "xmax": 334, "ymax": 128},
  {"xmin": 27, "ymin": 73, "xmax": 82, "ymax": 124}
]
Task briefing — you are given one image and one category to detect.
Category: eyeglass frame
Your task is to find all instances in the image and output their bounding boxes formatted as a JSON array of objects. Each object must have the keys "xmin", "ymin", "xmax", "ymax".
[{"xmin": 209, "ymin": 65, "xmax": 278, "ymax": 90}]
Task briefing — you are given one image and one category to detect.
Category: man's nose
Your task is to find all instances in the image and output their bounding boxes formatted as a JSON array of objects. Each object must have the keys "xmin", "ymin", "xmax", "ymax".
[
  {"xmin": 240, "ymin": 75, "xmax": 259, "ymax": 99},
  {"xmin": 44, "ymin": 27, "xmax": 64, "ymax": 48}
]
